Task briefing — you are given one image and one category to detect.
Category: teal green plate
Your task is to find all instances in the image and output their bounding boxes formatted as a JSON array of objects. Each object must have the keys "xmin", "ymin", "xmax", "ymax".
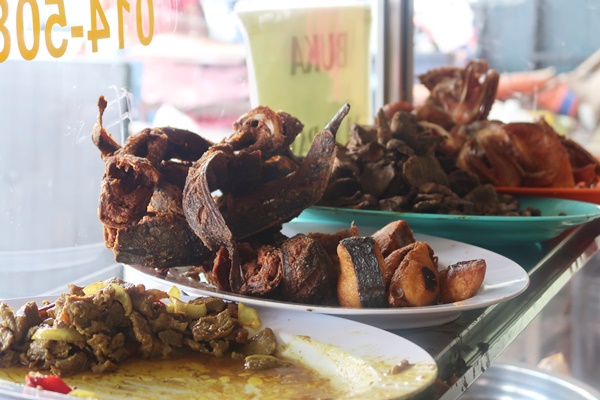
[{"xmin": 295, "ymin": 197, "xmax": 600, "ymax": 245}]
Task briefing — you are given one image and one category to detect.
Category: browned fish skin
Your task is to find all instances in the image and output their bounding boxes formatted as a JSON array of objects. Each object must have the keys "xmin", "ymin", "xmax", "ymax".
[
  {"xmin": 337, "ymin": 236, "xmax": 387, "ymax": 308},
  {"xmin": 182, "ymin": 104, "xmax": 349, "ymax": 292},
  {"xmin": 92, "ymin": 95, "xmax": 214, "ymax": 268}
]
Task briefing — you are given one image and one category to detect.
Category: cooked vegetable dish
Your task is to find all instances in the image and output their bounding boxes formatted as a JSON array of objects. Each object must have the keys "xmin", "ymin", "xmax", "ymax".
[{"xmin": 0, "ymin": 278, "xmax": 280, "ymax": 376}]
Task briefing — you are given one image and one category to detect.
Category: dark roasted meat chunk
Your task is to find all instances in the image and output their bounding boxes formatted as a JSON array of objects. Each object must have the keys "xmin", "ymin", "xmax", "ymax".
[
  {"xmin": 98, "ymin": 155, "xmax": 160, "ymax": 229},
  {"xmin": 280, "ymin": 234, "xmax": 337, "ymax": 305},
  {"xmin": 240, "ymin": 245, "xmax": 284, "ymax": 298},
  {"xmin": 319, "ymin": 107, "xmax": 539, "ymax": 217},
  {"xmin": 0, "ymin": 302, "xmax": 42, "ymax": 345},
  {"xmin": 191, "ymin": 309, "xmax": 235, "ymax": 343},
  {"xmin": 92, "ymin": 96, "xmax": 215, "ymax": 269},
  {"xmin": 109, "ymin": 212, "xmax": 209, "ymax": 268}
]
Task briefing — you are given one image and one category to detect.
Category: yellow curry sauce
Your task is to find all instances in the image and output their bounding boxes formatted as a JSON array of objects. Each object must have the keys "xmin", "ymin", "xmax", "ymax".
[{"xmin": 0, "ymin": 353, "xmax": 340, "ymax": 400}]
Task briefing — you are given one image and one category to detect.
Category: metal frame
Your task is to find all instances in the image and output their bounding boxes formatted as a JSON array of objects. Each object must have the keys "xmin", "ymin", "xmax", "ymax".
[
  {"xmin": 376, "ymin": 0, "xmax": 414, "ymax": 109},
  {"xmin": 397, "ymin": 219, "xmax": 600, "ymax": 399}
]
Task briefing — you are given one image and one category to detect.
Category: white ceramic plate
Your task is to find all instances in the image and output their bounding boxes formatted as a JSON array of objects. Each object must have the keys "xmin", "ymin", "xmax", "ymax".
[
  {"xmin": 126, "ymin": 220, "xmax": 530, "ymax": 330},
  {"xmin": 0, "ymin": 295, "xmax": 437, "ymax": 400}
]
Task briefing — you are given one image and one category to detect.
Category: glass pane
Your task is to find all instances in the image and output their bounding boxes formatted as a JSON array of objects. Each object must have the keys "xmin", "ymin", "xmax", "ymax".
[
  {"xmin": 0, "ymin": 0, "xmax": 252, "ymax": 297},
  {"xmin": 0, "ymin": 0, "xmax": 376, "ymax": 297}
]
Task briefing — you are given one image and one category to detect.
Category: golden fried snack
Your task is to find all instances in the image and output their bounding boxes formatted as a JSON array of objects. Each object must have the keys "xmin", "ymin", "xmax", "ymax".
[
  {"xmin": 383, "ymin": 244, "xmax": 415, "ymax": 292},
  {"xmin": 388, "ymin": 242, "xmax": 440, "ymax": 307},
  {"xmin": 371, "ymin": 220, "xmax": 416, "ymax": 258},
  {"xmin": 439, "ymin": 259, "xmax": 486, "ymax": 304}
]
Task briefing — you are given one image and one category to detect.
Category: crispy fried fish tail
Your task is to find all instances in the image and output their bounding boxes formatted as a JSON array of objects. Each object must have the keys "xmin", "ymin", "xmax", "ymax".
[
  {"xmin": 324, "ymin": 103, "xmax": 351, "ymax": 136},
  {"xmin": 92, "ymin": 95, "xmax": 122, "ymax": 157}
]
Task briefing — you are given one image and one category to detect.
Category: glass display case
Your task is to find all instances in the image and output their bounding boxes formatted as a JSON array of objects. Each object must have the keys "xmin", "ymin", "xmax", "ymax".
[{"xmin": 2, "ymin": 0, "xmax": 600, "ymax": 398}]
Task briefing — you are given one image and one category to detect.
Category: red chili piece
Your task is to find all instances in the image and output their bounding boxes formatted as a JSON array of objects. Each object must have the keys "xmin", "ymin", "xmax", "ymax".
[{"xmin": 25, "ymin": 373, "xmax": 72, "ymax": 394}]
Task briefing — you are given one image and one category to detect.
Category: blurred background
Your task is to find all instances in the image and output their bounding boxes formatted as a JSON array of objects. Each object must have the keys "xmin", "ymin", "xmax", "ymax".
[{"xmin": 1, "ymin": 0, "xmax": 600, "ymax": 394}]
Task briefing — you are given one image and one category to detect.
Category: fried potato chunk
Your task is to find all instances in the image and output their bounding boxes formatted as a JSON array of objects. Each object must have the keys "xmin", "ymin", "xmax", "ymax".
[
  {"xmin": 439, "ymin": 259, "xmax": 486, "ymax": 304},
  {"xmin": 388, "ymin": 242, "xmax": 439, "ymax": 307},
  {"xmin": 371, "ymin": 220, "xmax": 416, "ymax": 258}
]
